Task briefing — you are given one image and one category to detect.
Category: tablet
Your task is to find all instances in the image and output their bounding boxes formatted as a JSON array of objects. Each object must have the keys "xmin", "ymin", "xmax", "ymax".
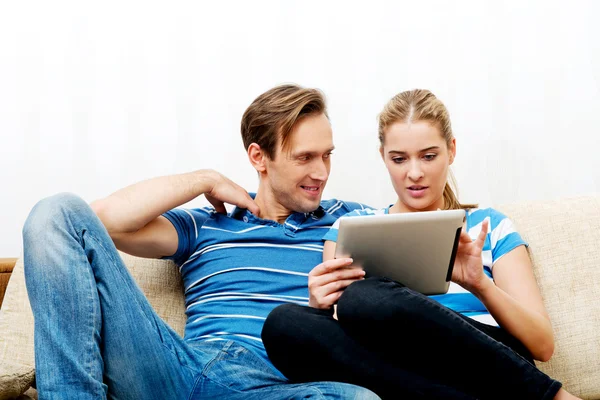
[{"xmin": 334, "ymin": 209, "xmax": 466, "ymax": 295}]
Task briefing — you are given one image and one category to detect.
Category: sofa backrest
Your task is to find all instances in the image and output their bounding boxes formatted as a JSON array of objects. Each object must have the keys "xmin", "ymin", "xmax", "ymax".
[
  {"xmin": 496, "ymin": 196, "xmax": 600, "ymax": 400},
  {"xmin": 1, "ymin": 195, "xmax": 599, "ymax": 399}
]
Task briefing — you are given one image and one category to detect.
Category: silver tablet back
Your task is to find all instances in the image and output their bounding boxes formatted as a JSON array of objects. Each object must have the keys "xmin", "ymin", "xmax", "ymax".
[{"xmin": 334, "ymin": 209, "xmax": 465, "ymax": 295}]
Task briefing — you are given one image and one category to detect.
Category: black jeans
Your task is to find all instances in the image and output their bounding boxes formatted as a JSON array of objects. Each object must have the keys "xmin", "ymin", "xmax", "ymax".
[{"xmin": 262, "ymin": 277, "xmax": 562, "ymax": 400}]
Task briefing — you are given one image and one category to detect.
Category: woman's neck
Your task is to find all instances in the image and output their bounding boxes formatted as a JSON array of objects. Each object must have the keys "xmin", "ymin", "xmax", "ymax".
[{"xmin": 389, "ymin": 198, "xmax": 445, "ymax": 214}]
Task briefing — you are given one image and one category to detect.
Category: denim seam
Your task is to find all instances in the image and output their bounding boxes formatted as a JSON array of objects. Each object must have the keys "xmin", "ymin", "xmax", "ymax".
[
  {"xmin": 82, "ymin": 241, "xmax": 104, "ymax": 398},
  {"xmin": 194, "ymin": 374, "xmax": 337, "ymax": 397},
  {"xmin": 186, "ymin": 373, "xmax": 207, "ymax": 400},
  {"xmin": 61, "ymin": 207, "xmax": 108, "ymax": 398},
  {"xmin": 200, "ymin": 340, "xmax": 234, "ymax": 377}
]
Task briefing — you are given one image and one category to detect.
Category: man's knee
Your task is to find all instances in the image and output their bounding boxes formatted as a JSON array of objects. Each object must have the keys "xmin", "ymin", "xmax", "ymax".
[{"xmin": 23, "ymin": 192, "xmax": 89, "ymax": 240}]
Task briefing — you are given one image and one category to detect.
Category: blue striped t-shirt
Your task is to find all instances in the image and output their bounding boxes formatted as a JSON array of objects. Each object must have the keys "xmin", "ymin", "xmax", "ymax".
[
  {"xmin": 323, "ymin": 207, "xmax": 527, "ymax": 326},
  {"xmin": 162, "ymin": 196, "xmax": 370, "ymax": 365}
]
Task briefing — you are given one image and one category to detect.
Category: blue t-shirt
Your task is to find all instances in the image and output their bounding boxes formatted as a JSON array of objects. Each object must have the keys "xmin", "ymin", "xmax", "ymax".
[
  {"xmin": 162, "ymin": 196, "xmax": 371, "ymax": 365},
  {"xmin": 323, "ymin": 207, "xmax": 528, "ymax": 326}
]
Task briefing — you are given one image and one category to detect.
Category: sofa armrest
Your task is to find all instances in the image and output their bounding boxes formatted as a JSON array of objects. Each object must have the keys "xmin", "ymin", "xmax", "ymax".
[{"xmin": 0, "ymin": 258, "xmax": 18, "ymax": 309}]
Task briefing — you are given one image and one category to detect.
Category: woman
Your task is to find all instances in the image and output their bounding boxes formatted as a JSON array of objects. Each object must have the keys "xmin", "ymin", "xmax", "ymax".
[{"xmin": 262, "ymin": 89, "xmax": 579, "ymax": 400}]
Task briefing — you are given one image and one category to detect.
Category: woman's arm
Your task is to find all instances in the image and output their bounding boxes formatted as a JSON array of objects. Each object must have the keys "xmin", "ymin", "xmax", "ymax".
[
  {"xmin": 453, "ymin": 221, "xmax": 554, "ymax": 361},
  {"xmin": 472, "ymin": 245, "xmax": 554, "ymax": 361}
]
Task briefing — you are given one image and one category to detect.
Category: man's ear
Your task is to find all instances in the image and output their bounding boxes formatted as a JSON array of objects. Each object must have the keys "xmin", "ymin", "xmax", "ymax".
[
  {"xmin": 449, "ymin": 138, "xmax": 456, "ymax": 165},
  {"xmin": 248, "ymin": 143, "xmax": 267, "ymax": 172}
]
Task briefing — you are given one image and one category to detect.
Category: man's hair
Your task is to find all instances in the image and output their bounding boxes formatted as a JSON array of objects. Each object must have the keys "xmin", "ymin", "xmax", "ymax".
[{"xmin": 241, "ymin": 84, "xmax": 328, "ymax": 159}]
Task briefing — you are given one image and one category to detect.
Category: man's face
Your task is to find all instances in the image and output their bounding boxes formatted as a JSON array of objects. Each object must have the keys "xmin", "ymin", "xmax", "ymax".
[{"xmin": 264, "ymin": 113, "xmax": 334, "ymax": 214}]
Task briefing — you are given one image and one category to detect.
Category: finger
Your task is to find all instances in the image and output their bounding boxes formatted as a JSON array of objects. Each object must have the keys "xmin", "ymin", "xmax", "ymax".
[
  {"xmin": 312, "ymin": 290, "xmax": 344, "ymax": 309},
  {"xmin": 318, "ymin": 278, "xmax": 363, "ymax": 300},
  {"xmin": 321, "ymin": 291, "xmax": 345, "ymax": 308},
  {"xmin": 310, "ymin": 258, "xmax": 354, "ymax": 277},
  {"xmin": 310, "ymin": 267, "xmax": 365, "ymax": 288},
  {"xmin": 206, "ymin": 195, "xmax": 227, "ymax": 214},
  {"xmin": 240, "ymin": 192, "xmax": 260, "ymax": 216},
  {"xmin": 475, "ymin": 219, "xmax": 489, "ymax": 247}
]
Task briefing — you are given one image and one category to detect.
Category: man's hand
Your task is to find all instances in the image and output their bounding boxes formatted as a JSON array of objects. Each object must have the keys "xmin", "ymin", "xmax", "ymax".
[
  {"xmin": 203, "ymin": 170, "xmax": 260, "ymax": 216},
  {"xmin": 308, "ymin": 258, "xmax": 365, "ymax": 309},
  {"xmin": 451, "ymin": 219, "xmax": 490, "ymax": 294}
]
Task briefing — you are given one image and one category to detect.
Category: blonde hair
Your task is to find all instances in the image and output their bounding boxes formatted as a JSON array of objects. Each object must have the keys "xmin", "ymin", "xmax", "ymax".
[
  {"xmin": 378, "ymin": 89, "xmax": 477, "ymax": 210},
  {"xmin": 241, "ymin": 84, "xmax": 327, "ymax": 160}
]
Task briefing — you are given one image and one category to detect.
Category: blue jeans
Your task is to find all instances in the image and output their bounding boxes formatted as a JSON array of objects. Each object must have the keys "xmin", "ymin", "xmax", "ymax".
[{"xmin": 22, "ymin": 193, "xmax": 380, "ymax": 400}]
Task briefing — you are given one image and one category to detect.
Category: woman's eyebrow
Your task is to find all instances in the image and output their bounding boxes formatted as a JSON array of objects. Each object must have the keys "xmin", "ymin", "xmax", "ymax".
[{"xmin": 388, "ymin": 146, "xmax": 440, "ymax": 155}]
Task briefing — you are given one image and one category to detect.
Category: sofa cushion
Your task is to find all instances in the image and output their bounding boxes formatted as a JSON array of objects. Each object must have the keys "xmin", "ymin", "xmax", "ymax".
[
  {"xmin": 0, "ymin": 253, "xmax": 186, "ymax": 399},
  {"xmin": 496, "ymin": 196, "xmax": 600, "ymax": 400},
  {"xmin": 0, "ymin": 257, "xmax": 35, "ymax": 400}
]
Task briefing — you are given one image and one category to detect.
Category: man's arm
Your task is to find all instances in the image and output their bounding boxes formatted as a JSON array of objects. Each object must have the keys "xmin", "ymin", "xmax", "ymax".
[{"xmin": 90, "ymin": 169, "xmax": 259, "ymax": 259}]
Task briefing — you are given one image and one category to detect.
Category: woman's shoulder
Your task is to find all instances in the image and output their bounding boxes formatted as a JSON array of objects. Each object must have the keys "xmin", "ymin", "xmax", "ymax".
[
  {"xmin": 340, "ymin": 207, "xmax": 388, "ymax": 219},
  {"xmin": 466, "ymin": 207, "xmax": 512, "ymax": 228}
]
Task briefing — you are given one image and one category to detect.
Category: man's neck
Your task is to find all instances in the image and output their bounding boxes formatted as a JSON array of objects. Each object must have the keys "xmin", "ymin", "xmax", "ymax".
[{"xmin": 254, "ymin": 188, "xmax": 293, "ymax": 224}]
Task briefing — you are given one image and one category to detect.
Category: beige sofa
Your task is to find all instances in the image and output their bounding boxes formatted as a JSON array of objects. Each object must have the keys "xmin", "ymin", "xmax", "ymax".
[{"xmin": 1, "ymin": 196, "xmax": 599, "ymax": 399}]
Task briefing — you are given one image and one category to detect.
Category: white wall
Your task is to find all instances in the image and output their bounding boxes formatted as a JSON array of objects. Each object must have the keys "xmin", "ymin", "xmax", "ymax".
[{"xmin": 1, "ymin": 0, "xmax": 599, "ymax": 256}]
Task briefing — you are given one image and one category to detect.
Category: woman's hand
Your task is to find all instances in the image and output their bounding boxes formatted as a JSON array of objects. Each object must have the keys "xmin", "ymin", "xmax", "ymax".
[
  {"xmin": 451, "ymin": 219, "xmax": 490, "ymax": 294},
  {"xmin": 308, "ymin": 258, "xmax": 365, "ymax": 309}
]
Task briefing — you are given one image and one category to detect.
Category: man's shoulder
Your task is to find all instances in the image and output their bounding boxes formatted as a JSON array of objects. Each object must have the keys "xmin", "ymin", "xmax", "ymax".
[{"xmin": 319, "ymin": 198, "xmax": 374, "ymax": 218}]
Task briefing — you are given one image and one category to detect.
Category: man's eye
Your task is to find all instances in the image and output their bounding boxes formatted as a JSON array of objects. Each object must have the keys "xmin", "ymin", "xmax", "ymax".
[
  {"xmin": 323, "ymin": 152, "xmax": 333, "ymax": 159},
  {"xmin": 299, "ymin": 156, "xmax": 310, "ymax": 161}
]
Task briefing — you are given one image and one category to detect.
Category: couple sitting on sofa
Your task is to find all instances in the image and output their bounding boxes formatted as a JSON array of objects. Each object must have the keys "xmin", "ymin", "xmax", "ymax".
[{"xmin": 23, "ymin": 84, "xmax": 579, "ymax": 399}]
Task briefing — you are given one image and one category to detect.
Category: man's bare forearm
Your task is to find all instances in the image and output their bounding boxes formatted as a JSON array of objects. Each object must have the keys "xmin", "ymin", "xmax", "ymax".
[{"xmin": 91, "ymin": 169, "xmax": 215, "ymax": 234}]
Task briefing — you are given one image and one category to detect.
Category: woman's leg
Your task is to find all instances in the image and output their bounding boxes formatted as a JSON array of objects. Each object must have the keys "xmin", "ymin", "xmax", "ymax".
[
  {"xmin": 335, "ymin": 277, "xmax": 562, "ymax": 400},
  {"xmin": 262, "ymin": 305, "xmax": 476, "ymax": 399}
]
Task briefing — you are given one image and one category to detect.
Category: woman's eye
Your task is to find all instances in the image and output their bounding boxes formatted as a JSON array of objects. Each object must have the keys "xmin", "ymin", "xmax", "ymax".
[
  {"xmin": 392, "ymin": 157, "xmax": 405, "ymax": 164},
  {"xmin": 423, "ymin": 154, "xmax": 437, "ymax": 161}
]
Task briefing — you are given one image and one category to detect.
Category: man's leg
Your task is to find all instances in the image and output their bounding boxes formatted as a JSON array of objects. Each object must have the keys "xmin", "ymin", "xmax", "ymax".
[
  {"xmin": 188, "ymin": 340, "xmax": 381, "ymax": 400},
  {"xmin": 262, "ymin": 306, "xmax": 476, "ymax": 399},
  {"xmin": 23, "ymin": 193, "xmax": 203, "ymax": 400}
]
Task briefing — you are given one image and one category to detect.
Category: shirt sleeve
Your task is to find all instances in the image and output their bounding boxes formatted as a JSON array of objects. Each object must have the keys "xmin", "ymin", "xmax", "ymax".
[
  {"xmin": 161, "ymin": 207, "xmax": 213, "ymax": 266},
  {"xmin": 488, "ymin": 208, "xmax": 528, "ymax": 265},
  {"xmin": 322, "ymin": 209, "xmax": 364, "ymax": 243}
]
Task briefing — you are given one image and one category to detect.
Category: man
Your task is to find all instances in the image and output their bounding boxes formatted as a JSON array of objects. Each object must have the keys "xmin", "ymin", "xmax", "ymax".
[{"xmin": 23, "ymin": 84, "xmax": 379, "ymax": 399}]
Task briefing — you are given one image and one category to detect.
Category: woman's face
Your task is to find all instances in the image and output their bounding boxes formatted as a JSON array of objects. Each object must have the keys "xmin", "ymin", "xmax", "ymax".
[{"xmin": 380, "ymin": 120, "xmax": 455, "ymax": 213}]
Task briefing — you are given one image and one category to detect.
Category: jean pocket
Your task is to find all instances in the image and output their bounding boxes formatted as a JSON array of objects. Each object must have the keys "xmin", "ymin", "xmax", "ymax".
[{"xmin": 201, "ymin": 341, "xmax": 285, "ymax": 392}]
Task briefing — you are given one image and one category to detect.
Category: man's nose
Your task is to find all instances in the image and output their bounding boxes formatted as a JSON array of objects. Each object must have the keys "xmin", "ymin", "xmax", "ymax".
[{"xmin": 311, "ymin": 159, "xmax": 329, "ymax": 181}]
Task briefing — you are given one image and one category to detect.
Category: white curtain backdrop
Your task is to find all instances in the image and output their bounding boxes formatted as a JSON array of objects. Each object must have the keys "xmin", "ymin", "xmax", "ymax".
[{"xmin": 1, "ymin": 0, "xmax": 599, "ymax": 256}]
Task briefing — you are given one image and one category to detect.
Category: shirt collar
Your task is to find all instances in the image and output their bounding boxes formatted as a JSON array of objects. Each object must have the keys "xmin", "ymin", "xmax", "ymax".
[{"xmin": 230, "ymin": 192, "xmax": 327, "ymax": 223}]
